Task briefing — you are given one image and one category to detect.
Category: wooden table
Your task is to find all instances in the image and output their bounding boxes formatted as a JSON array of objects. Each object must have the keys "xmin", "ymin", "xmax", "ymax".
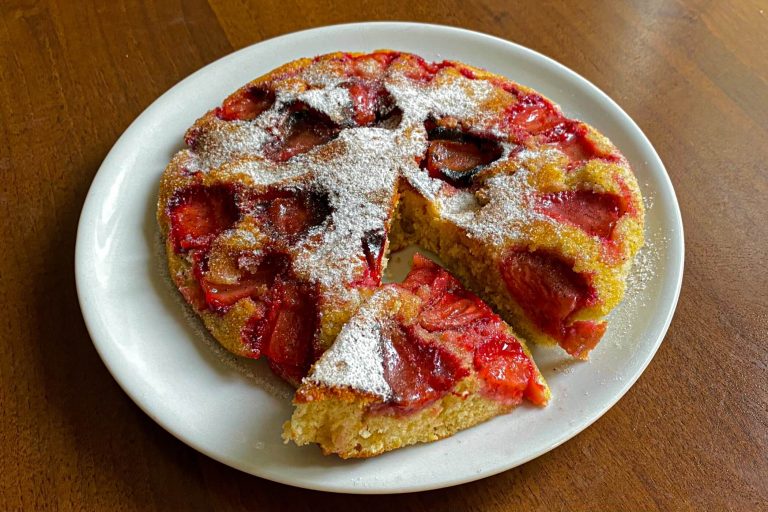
[{"xmin": 2, "ymin": 1, "xmax": 766, "ymax": 509}]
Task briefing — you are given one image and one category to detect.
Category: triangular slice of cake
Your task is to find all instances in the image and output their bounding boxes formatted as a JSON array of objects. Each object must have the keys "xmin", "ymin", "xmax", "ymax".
[{"xmin": 283, "ymin": 254, "xmax": 549, "ymax": 458}]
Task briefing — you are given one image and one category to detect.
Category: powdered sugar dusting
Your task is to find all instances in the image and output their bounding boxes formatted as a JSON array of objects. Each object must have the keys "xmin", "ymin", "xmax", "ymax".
[
  {"xmin": 289, "ymin": 129, "xmax": 407, "ymax": 299},
  {"xmin": 296, "ymin": 87, "xmax": 352, "ymax": 124},
  {"xmin": 441, "ymin": 166, "xmax": 545, "ymax": 246},
  {"xmin": 606, "ymin": 227, "xmax": 665, "ymax": 345},
  {"xmin": 189, "ymin": 56, "xmax": 552, "ymax": 294},
  {"xmin": 387, "ymin": 72, "xmax": 497, "ymax": 124},
  {"xmin": 308, "ymin": 288, "xmax": 397, "ymax": 399}
]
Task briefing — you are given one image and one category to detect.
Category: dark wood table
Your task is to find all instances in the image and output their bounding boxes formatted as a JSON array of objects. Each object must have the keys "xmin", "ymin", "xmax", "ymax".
[{"xmin": 2, "ymin": 1, "xmax": 766, "ymax": 509}]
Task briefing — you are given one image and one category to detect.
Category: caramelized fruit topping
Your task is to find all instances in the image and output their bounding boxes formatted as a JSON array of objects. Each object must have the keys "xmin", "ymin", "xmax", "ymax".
[
  {"xmin": 474, "ymin": 336, "xmax": 547, "ymax": 405},
  {"xmin": 506, "ymin": 93, "xmax": 563, "ymax": 134},
  {"xmin": 168, "ymin": 185, "xmax": 239, "ymax": 253},
  {"xmin": 538, "ymin": 189, "xmax": 626, "ymax": 239},
  {"xmin": 265, "ymin": 104, "xmax": 340, "ymax": 162},
  {"xmin": 241, "ymin": 189, "xmax": 332, "ymax": 242},
  {"xmin": 379, "ymin": 325, "xmax": 469, "ymax": 414},
  {"xmin": 196, "ymin": 252, "xmax": 287, "ymax": 313},
  {"xmin": 541, "ymin": 120, "xmax": 605, "ymax": 164},
  {"xmin": 501, "ymin": 249, "xmax": 602, "ymax": 358},
  {"xmin": 239, "ymin": 272, "xmax": 318, "ymax": 387},
  {"xmin": 216, "ymin": 86, "xmax": 276, "ymax": 121},
  {"xmin": 343, "ymin": 80, "xmax": 401, "ymax": 128},
  {"xmin": 423, "ymin": 125, "xmax": 503, "ymax": 187},
  {"xmin": 506, "ymin": 94, "xmax": 612, "ymax": 166}
]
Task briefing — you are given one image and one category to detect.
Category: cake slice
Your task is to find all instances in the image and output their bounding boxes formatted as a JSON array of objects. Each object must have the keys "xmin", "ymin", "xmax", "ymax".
[{"xmin": 283, "ymin": 254, "xmax": 549, "ymax": 458}]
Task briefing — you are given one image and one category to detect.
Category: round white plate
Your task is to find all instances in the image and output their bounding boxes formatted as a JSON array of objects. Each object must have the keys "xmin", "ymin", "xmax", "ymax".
[{"xmin": 76, "ymin": 22, "xmax": 683, "ymax": 494}]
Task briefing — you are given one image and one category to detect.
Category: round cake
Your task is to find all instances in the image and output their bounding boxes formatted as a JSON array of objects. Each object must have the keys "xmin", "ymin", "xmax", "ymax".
[{"xmin": 156, "ymin": 50, "xmax": 644, "ymax": 386}]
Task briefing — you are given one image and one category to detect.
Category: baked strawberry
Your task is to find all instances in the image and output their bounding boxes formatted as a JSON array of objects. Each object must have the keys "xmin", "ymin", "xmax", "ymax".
[
  {"xmin": 237, "ymin": 189, "xmax": 332, "ymax": 244},
  {"xmin": 199, "ymin": 277, "xmax": 268, "ymax": 312},
  {"xmin": 542, "ymin": 120, "xmax": 604, "ymax": 164},
  {"xmin": 560, "ymin": 320, "xmax": 607, "ymax": 360},
  {"xmin": 343, "ymin": 80, "xmax": 400, "ymax": 127},
  {"xmin": 380, "ymin": 325, "xmax": 469, "ymax": 413},
  {"xmin": 418, "ymin": 291, "xmax": 490, "ymax": 333},
  {"xmin": 501, "ymin": 249, "xmax": 599, "ymax": 358},
  {"xmin": 216, "ymin": 86, "xmax": 275, "ymax": 121},
  {"xmin": 538, "ymin": 189, "xmax": 626, "ymax": 239},
  {"xmin": 268, "ymin": 196, "xmax": 312, "ymax": 237},
  {"xmin": 196, "ymin": 252, "xmax": 286, "ymax": 312},
  {"xmin": 474, "ymin": 336, "xmax": 545, "ymax": 405},
  {"xmin": 506, "ymin": 93, "xmax": 562, "ymax": 135},
  {"xmin": 240, "ymin": 277, "xmax": 317, "ymax": 386},
  {"xmin": 168, "ymin": 185, "xmax": 239, "ymax": 252}
]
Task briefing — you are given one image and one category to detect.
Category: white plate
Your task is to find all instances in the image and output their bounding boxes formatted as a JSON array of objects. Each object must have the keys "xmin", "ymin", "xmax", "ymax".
[{"xmin": 75, "ymin": 22, "xmax": 684, "ymax": 494}]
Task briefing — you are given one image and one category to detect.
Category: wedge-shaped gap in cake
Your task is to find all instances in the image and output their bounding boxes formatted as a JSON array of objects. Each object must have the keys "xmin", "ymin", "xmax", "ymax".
[
  {"xmin": 352, "ymin": 228, "xmax": 388, "ymax": 288},
  {"xmin": 421, "ymin": 119, "xmax": 504, "ymax": 188}
]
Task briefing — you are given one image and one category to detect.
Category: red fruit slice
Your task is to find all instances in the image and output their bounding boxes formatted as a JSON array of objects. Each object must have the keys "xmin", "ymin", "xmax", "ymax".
[
  {"xmin": 197, "ymin": 253, "xmax": 286, "ymax": 313},
  {"xmin": 423, "ymin": 127, "xmax": 503, "ymax": 187},
  {"xmin": 369, "ymin": 253, "xmax": 548, "ymax": 414},
  {"xmin": 560, "ymin": 320, "xmax": 607, "ymax": 360},
  {"xmin": 343, "ymin": 80, "xmax": 401, "ymax": 128},
  {"xmin": 380, "ymin": 326, "xmax": 469, "ymax": 413},
  {"xmin": 506, "ymin": 94, "xmax": 563, "ymax": 134},
  {"xmin": 542, "ymin": 120, "xmax": 604, "ymax": 164},
  {"xmin": 168, "ymin": 185, "xmax": 239, "ymax": 252},
  {"xmin": 216, "ymin": 86, "xmax": 275, "ymax": 121},
  {"xmin": 473, "ymin": 336, "xmax": 534, "ymax": 405},
  {"xmin": 501, "ymin": 249, "xmax": 600, "ymax": 356},
  {"xmin": 419, "ymin": 292, "xmax": 490, "ymax": 332},
  {"xmin": 266, "ymin": 105, "xmax": 340, "ymax": 162},
  {"xmin": 268, "ymin": 196, "xmax": 313, "ymax": 237},
  {"xmin": 398, "ymin": 253, "xmax": 453, "ymax": 303},
  {"xmin": 538, "ymin": 190, "xmax": 626, "ymax": 239},
  {"xmin": 251, "ymin": 278, "xmax": 318, "ymax": 386},
  {"xmin": 344, "ymin": 81, "xmax": 381, "ymax": 125},
  {"xmin": 242, "ymin": 189, "xmax": 331, "ymax": 242},
  {"xmin": 199, "ymin": 277, "xmax": 268, "ymax": 312},
  {"xmin": 425, "ymin": 140, "xmax": 486, "ymax": 175},
  {"xmin": 402, "ymin": 55, "xmax": 439, "ymax": 82}
]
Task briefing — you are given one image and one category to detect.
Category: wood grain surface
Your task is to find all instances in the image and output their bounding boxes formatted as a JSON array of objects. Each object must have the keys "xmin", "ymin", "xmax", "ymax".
[{"xmin": 1, "ymin": 1, "xmax": 766, "ymax": 510}]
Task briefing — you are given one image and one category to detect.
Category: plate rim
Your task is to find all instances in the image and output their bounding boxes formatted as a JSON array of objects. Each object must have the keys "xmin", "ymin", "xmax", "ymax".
[{"xmin": 75, "ymin": 21, "xmax": 684, "ymax": 494}]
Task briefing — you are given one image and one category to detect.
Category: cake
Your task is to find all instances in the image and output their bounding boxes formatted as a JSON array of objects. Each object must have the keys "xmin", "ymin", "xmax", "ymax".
[
  {"xmin": 156, "ymin": 51, "xmax": 644, "ymax": 387},
  {"xmin": 283, "ymin": 253, "xmax": 549, "ymax": 458}
]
